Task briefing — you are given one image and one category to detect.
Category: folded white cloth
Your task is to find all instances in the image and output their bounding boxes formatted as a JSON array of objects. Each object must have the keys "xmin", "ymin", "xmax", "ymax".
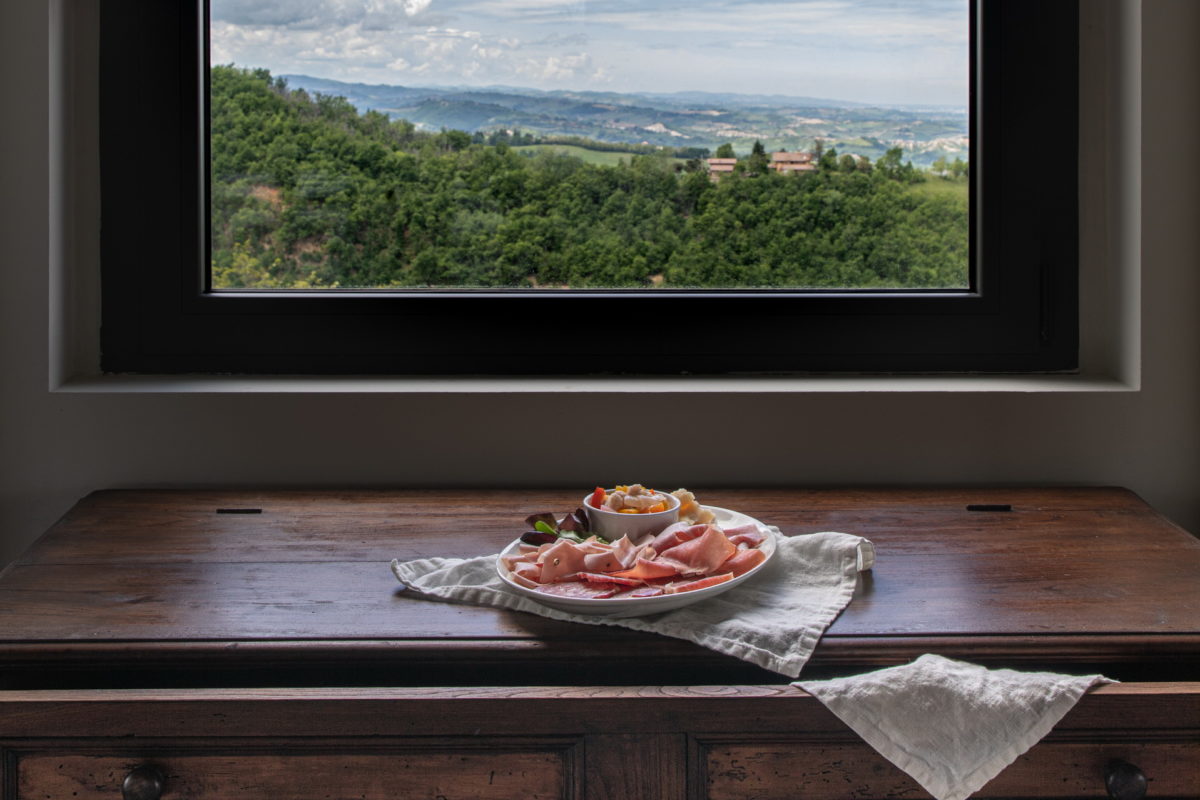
[
  {"xmin": 392, "ymin": 530, "xmax": 873, "ymax": 677},
  {"xmin": 796, "ymin": 654, "xmax": 1114, "ymax": 800}
]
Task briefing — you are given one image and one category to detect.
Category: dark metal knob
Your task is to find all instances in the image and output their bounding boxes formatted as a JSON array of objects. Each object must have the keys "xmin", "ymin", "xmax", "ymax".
[
  {"xmin": 1105, "ymin": 759, "xmax": 1146, "ymax": 800},
  {"xmin": 122, "ymin": 765, "xmax": 164, "ymax": 800}
]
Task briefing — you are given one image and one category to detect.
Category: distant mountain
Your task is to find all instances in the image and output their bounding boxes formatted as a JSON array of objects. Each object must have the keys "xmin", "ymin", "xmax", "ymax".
[
  {"xmin": 636, "ymin": 90, "xmax": 874, "ymax": 110},
  {"xmin": 278, "ymin": 74, "xmax": 969, "ymax": 165}
]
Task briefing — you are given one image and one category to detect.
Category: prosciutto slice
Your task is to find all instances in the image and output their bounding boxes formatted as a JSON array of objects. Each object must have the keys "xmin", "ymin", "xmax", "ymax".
[
  {"xmin": 536, "ymin": 581, "xmax": 618, "ymax": 599},
  {"xmin": 611, "ymin": 534, "xmax": 655, "ymax": 568},
  {"xmin": 650, "ymin": 522, "xmax": 710, "ymax": 553},
  {"xmin": 662, "ymin": 572, "xmax": 734, "ymax": 594},
  {"xmin": 721, "ymin": 547, "xmax": 767, "ymax": 577},
  {"xmin": 602, "ymin": 584, "xmax": 666, "ymax": 599},
  {"xmin": 609, "ymin": 557, "xmax": 679, "ymax": 581},
  {"xmin": 577, "ymin": 572, "xmax": 642, "ymax": 586},
  {"xmin": 656, "ymin": 526, "xmax": 737, "ymax": 575},
  {"xmin": 723, "ymin": 523, "xmax": 767, "ymax": 548}
]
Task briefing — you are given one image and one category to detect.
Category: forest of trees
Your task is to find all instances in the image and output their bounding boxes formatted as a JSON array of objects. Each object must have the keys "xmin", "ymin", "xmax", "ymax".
[{"xmin": 210, "ymin": 66, "xmax": 968, "ymax": 289}]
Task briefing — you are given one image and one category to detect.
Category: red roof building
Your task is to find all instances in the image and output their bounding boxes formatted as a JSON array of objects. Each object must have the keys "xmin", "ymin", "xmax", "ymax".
[
  {"xmin": 770, "ymin": 151, "xmax": 816, "ymax": 174},
  {"xmin": 705, "ymin": 157, "xmax": 738, "ymax": 181}
]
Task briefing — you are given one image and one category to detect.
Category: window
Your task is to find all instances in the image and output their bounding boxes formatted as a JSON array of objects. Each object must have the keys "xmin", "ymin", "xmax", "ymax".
[
  {"xmin": 206, "ymin": 1, "xmax": 970, "ymax": 294},
  {"xmin": 99, "ymin": 0, "xmax": 1078, "ymax": 375}
]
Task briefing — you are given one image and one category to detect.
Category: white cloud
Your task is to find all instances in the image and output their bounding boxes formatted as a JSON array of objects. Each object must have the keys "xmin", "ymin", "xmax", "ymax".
[
  {"xmin": 212, "ymin": 15, "xmax": 602, "ymax": 87},
  {"xmin": 210, "ymin": 0, "xmax": 968, "ymax": 102},
  {"xmin": 458, "ymin": 0, "xmax": 585, "ymax": 13},
  {"xmin": 212, "ymin": 0, "xmax": 442, "ymax": 29},
  {"xmin": 516, "ymin": 52, "xmax": 595, "ymax": 82},
  {"xmin": 579, "ymin": 1, "xmax": 966, "ymax": 50}
]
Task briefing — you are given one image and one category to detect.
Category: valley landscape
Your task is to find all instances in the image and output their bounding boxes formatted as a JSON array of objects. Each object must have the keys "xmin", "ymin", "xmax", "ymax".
[
  {"xmin": 281, "ymin": 73, "xmax": 968, "ymax": 167},
  {"xmin": 210, "ymin": 66, "xmax": 969, "ymax": 291}
]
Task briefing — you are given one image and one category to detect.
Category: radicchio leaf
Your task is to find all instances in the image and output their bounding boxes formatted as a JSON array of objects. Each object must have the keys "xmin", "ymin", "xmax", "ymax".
[
  {"xmin": 524, "ymin": 512, "xmax": 558, "ymax": 531},
  {"xmin": 520, "ymin": 508, "xmax": 597, "ymax": 545},
  {"xmin": 520, "ymin": 530, "xmax": 558, "ymax": 546},
  {"xmin": 558, "ymin": 507, "xmax": 590, "ymax": 534}
]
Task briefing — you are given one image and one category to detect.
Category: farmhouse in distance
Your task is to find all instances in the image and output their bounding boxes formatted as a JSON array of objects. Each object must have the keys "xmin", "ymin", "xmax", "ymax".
[{"xmin": 706, "ymin": 150, "xmax": 817, "ymax": 180}]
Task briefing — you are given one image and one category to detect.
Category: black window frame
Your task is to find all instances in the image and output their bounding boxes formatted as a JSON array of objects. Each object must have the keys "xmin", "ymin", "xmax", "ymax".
[{"xmin": 99, "ymin": 0, "xmax": 1078, "ymax": 376}]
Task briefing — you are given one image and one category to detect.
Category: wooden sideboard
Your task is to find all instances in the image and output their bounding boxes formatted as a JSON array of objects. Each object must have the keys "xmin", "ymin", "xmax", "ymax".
[{"xmin": 0, "ymin": 488, "xmax": 1197, "ymax": 799}]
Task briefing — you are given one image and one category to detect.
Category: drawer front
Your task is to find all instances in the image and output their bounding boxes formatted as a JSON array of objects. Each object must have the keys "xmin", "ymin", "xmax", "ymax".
[
  {"xmin": 12, "ymin": 744, "xmax": 574, "ymax": 800},
  {"xmin": 701, "ymin": 739, "xmax": 1200, "ymax": 800},
  {"xmin": 2, "ymin": 684, "xmax": 1196, "ymax": 800}
]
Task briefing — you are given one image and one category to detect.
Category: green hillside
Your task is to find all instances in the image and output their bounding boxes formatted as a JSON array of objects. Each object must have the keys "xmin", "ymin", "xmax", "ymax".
[
  {"xmin": 210, "ymin": 66, "xmax": 968, "ymax": 290},
  {"xmin": 512, "ymin": 144, "xmax": 688, "ymax": 168}
]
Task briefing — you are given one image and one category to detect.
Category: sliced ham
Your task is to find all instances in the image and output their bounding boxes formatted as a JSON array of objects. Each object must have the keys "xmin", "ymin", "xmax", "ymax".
[
  {"xmin": 536, "ymin": 581, "xmax": 617, "ymax": 599},
  {"xmin": 730, "ymin": 532, "xmax": 766, "ymax": 548},
  {"xmin": 537, "ymin": 539, "xmax": 589, "ymax": 583},
  {"xmin": 656, "ymin": 526, "xmax": 737, "ymax": 575},
  {"xmin": 583, "ymin": 550, "xmax": 623, "ymax": 573},
  {"xmin": 609, "ymin": 557, "xmax": 680, "ymax": 581},
  {"xmin": 577, "ymin": 572, "xmax": 643, "ymax": 586},
  {"xmin": 663, "ymin": 572, "xmax": 734, "ymax": 594},
  {"xmin": 650, "ymin": 522, "xmax": 710, "ymax": 552},
  {"xmin": 606, "ymin": 584, "xmax": 666, "ymax": 599},
  {"xmin": 511, "ymin": 561, "xmax": 542, "ymax": 582},
  {"xmin": 721, "ymin": 547, "xmax": 767, "ymax": 577},
  {"xmin": 723, "ymin": 523, "xmax": 767, "ymax": 548},
  {"xmin": 611, "ymin": 535, "xmax": 655, "ymax": 568},
  {"xmin": 508, "ymin": 571, "xmax": 541, "ymax": 589},
  {"xmin": 500, "ymin": 554, "xmax": 532, "ymax": 571}
]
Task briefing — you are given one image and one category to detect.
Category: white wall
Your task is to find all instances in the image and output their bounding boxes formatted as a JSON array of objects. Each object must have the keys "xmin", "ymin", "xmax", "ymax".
[{"xmin": 1, "ymin": 1, "xmax": 1196, "ymax": 566}]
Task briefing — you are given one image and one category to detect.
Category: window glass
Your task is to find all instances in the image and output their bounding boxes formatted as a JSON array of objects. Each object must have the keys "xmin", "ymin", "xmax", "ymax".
[{"xmin": 208, "ymin": 0, "xmax": 970, "ymax": 290}]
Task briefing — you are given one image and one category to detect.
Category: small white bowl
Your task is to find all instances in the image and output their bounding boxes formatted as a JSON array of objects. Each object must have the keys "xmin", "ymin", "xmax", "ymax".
[{"xmin": 583, "ymin": 490, "xmax": 680, "ymax": 543}]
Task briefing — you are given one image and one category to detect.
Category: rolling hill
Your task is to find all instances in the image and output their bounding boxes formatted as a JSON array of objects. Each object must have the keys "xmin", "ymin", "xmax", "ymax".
[{"xmin": 279, "ymin": 74, "xmax": 968, "ymax": 166}]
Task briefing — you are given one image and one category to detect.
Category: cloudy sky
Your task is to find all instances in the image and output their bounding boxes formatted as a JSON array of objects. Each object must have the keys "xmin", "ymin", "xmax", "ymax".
[{"xmin": 210, "ymin": 0, "xmax": 969, "ymax": 106}]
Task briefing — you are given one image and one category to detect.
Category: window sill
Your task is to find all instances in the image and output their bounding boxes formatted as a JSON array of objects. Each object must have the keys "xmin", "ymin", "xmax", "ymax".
[{"xmin": 54, "ymin": 372, "xmax": 1137, "ymax": 395}]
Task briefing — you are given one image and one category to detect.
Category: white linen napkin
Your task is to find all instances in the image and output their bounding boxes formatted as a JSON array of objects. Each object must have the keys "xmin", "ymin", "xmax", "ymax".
[
  {"xmin": 391, "ymin": 530, "xmax": 873, "ymax": 678},
  {"xmin": 795, "ymin": 654, "xmax": 1114, "ymax": 800}
]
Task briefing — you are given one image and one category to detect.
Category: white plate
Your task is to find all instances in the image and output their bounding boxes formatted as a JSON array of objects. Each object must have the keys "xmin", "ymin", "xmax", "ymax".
[{"xmin": 495, "ymin": 506, "xmax": 777, "ymax": 618}]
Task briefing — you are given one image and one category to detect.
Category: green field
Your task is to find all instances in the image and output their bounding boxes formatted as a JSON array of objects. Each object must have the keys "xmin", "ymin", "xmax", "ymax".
[
  {"xmin": 907, "ymin": 178, "xmax": 969, "ymax": 203},
  {"xmin": 513, "ymin": 144, "xmax": 686, "ymax": 168}
]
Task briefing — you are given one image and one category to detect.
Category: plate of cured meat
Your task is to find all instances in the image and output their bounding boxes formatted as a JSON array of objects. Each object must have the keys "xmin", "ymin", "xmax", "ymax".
[{"xmin": 496, "ymin": 506, "xmax": 777, "ymax": 617}]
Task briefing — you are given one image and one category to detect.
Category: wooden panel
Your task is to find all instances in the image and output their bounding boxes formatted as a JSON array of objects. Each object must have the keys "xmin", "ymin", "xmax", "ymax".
[
  {"xmin": 0, "ymin": 685, "xmax": 1196, "ymax": 800},
  {"xmin": 1, "ymin": 488, "xmax": 1197, "ymax": 680},
  {"xmin": 21, "ymin": 487, "xmax": 1198, "ymax": 566},
  {"xmin": 0, "ymin": 684, "xmax": 1193, "ymax": 740},
  {"xmin": 16, "ymin": 747, "xmax": 571, "ymax": 800},
  {"xmin": 0, "ymin": 551, "xmax": 1194, "ymax": 641},
  {"xmin": 702, "ymin": 740, "xmax": 1200, "ymax": 799},
  {"xmin": 2, "ymin": 686, "xmax": 1195, "ymax": 800},
  {"xmin": 583, "ymin": 734, "xmax": 686, "ymax": 800}
]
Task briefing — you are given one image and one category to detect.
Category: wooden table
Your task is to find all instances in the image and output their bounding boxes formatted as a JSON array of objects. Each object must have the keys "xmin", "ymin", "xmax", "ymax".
[{"xmin": 0, "ymin": 487, "xmax": 1197, "ymax": 799}]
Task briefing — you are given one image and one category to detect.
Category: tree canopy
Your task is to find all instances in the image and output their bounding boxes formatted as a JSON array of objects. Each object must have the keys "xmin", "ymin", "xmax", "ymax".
[{"xmin": 210, "ymin": 66, "xmax": 968, "ymax": 290}]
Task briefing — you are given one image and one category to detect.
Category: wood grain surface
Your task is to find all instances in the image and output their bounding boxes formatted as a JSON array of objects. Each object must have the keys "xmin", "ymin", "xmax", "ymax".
[
  {"xmin": 17, "ymin": 749, "xmax": 571, "ymax": 800},
  {"xmin": 1, "ymin": 685, "xmax": 1196, "ymax": 800},
  {"xmin": 701, "ymin": 740, "xmax": 1200, "ymax": 800},
  {"xmin": 0, "ymin": 488, "xmax": 1197, "ymax": 686},
  {"xmin": 0, "ymin": 683, "xmax": 1195, "ymax": 738}
]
